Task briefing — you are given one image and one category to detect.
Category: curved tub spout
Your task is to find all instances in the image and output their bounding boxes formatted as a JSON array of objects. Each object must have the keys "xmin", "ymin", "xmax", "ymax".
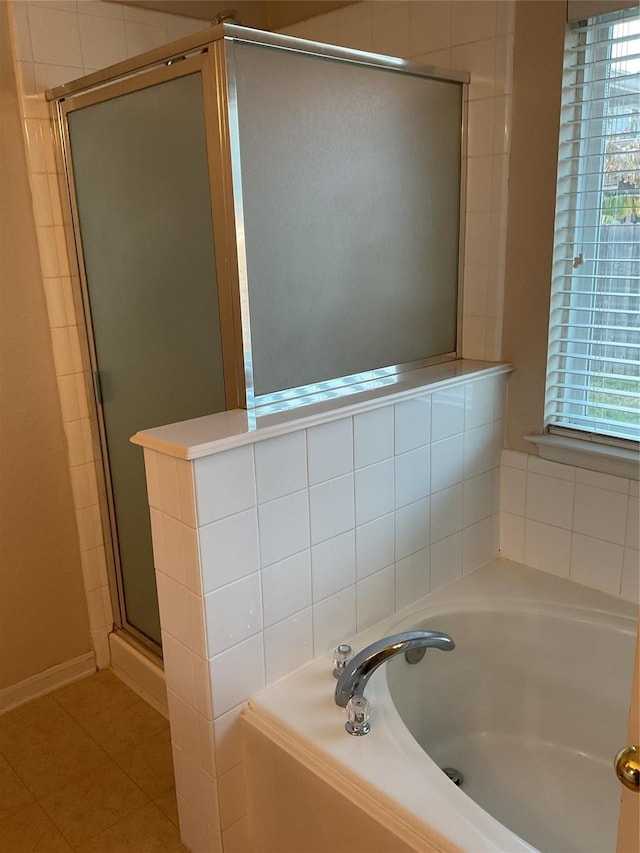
[{"xmin": 335, "ymin": 630, "xmax": 455, "ymax": 707}]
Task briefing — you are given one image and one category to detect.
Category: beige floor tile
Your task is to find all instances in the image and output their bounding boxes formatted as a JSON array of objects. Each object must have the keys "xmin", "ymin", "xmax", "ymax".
[
  {"xmin": 78, "ymin": 694, "xmax": 169, "ymax": 760},
  {"xmin": 6, "ymin": 724, "xmax": 108, "ymax": 800},
  {"xmin": 39, "ymin": 757, "xmax": 149, "ymax": 848},
  {"xmin": 53, "ymin": 670, "xmax": 138, "ymax": 725},
  {"xmin": 0, "ymin": 754, "xmax": 35, "ymax": 822},
  {"xmin": 74, "ymin": 802, "xmax": 187, "ymax": 853},
  {"xmin": 0, "ymin": 695, "xmax": 80, "ymax": 759},
  {"xmin": 111, "ymin": 728, "xmax": 175, "ymax": 799},
  {"xmin": 153, "ymin": 786, "xmax": 179, "ymax": 828},
  {"xmin": 0, "ymin": 802, "xmax": 73, "ymax": 852}
]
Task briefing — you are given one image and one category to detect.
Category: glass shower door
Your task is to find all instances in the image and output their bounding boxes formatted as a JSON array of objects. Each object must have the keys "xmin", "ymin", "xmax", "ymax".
[{"xmin": 64, "ymin": 62, "xmax": 227, "ymax": 647}]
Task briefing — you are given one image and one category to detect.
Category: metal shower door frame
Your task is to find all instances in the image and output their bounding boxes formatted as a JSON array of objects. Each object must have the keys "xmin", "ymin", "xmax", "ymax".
[{"xmin": 51, "ymin": 41, "xmax": 244, "ymax": 656}]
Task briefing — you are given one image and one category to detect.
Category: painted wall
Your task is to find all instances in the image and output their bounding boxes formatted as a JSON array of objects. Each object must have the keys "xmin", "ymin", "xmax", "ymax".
[
  {"xmin": 0, "ymin": 1, "xmax": 91, "ymax": 692},
  {"xmin": 502, "ymin": 0, "xmax": 566, "ymax": 452}
]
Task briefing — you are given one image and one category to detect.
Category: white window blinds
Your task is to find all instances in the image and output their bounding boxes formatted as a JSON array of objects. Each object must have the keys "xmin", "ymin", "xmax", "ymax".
[{"xmin": 545, "ymin": 7, "xmax": 639, "ymax": 443}]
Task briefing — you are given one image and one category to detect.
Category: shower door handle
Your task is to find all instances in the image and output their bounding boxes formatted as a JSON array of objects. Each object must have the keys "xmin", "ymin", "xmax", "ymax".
[{"xmin": 614, "ymin": 745, "xmax": 639, "ymax": 792}]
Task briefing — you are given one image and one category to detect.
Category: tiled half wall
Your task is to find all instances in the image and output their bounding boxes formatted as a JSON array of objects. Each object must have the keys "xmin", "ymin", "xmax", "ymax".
[
  {"xmin": 500, "ymin": 450, "xmax": 639, "ymax": 603},
  {"xmin": 140, "ymin": 368, "xmax": 507, "ymax": 852}
]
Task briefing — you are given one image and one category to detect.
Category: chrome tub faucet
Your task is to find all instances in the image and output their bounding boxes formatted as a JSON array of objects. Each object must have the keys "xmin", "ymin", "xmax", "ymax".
[{"xmin": 334, "ymin": 630, "xmax": 455, "ymax": 709}]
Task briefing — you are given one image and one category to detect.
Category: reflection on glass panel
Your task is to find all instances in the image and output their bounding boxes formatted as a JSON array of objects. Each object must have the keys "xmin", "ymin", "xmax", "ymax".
[{"xmin": 233, "ymin": 43, "xmax": 462, "ymax": 398}]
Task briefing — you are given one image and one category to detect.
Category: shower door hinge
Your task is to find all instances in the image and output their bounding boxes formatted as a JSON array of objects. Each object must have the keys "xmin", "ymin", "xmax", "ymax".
[{"xmin": 92, "ymin": 370, "xmax": 103, "ymax": 405}]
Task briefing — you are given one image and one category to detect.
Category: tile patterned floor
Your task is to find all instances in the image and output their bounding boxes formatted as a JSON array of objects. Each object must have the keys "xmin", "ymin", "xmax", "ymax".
[{"xmin": 0, "ymin": 670, "xmax": 187, "ymax": 852}]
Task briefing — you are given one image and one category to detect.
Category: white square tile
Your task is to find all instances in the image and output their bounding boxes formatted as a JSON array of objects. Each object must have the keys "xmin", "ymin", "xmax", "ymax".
[
  {"xmin": 192, "ymin": 653, "xmax": 212, "ymax": 720},
  {"xmin": 395, "ymin": 548, "xmax": 430, "ymax": 610},
  {"xmin": 409, "ymin": 1, "xmax": 451, "ymax": 56},
  {"xmin": 462, "ymin": 517, "xmax": 493, "ymax": 574},
  {"xmin": 500, "ymin": 464, "xmax": 525, "ymax": 516},
  {"xmin": 451, "ymin": 38, "xmax": 496, "ymax": 101},
  {"xmin": 621, "ymin": 549, "xmax": 639, "ymax": 603},
  {"xmin": 395, "ymin": 497, "xmax": 430, "ymax": 560},
  {"xmin": 355, "ymin": 460, "xmax": 394, "ymax": 525},
  {"xmin": 205, "ymin": 574, "xmax": 262, "ymax": 657},
  {"xmin": 213, "ymin": 704, "xmax": 244, "ymax": 776},
  {"xmin": 27, "ymin": 4, "xmax": 83, "ymax": 67},
  {"xmin": 356, "ymin": 565, "xmax": 395, "ymax": 632},
  {"xmin": 431, "ymin": 483, "xmax": 463, "ymax": 544},
  {"xmin": 195, "ymin": 446, "xmax": 255, "ymax": 525},
  {"xmin": 307, "ymin": 417, "xmax": 353, "ymax": 486},
  {"xmin": 394, "ymin": 396, "xmax": 431, "ymax": 454},
  {"xmin": 463, "ymin": 423, "xmax": 494, "ymax": 479},
  {"xmin": 163, "ymin": 636, "xmax": 196, "ymax": 710},
  {"xmin": 451, "ymin": 1, "xmax": 497, "ymax": 45},
  {"xmin": 527, "ymin": 455, "xmax": 575, "ymax": 482},
  {"xmin": 254, "ymin": 431, "xmax": 307, "ymax": 504},
  {"xmin": 573, "ymin": 485, "xmax": 628, "ymax": 545},
  {"xmin": 311, "ymin": 530, "xmax": 356, "ymax": 602},
  {"xmin": 309, "ymin": 474, "xmax": 354, "ymax": 545},
  {"xmin": 155, "ymin": 572, "xmax": 190, "ymax": 647},
  {"xmin": 626, "ymin": 497, "xmax": 639, "ymax": 551},
  {"xmin": 167, "ymin": 689, "xmax": 200, "ymax": 761},
  {"xmin": 430, "ymin": 532, "xmax": 462, "ymax": 591},
  {"xmin": 526, "ymin": 473, "xmax": 574, "ymax": 530},
  {"xmin": 570, "ymin": 533, "xmax": 623, "ymax": 597},
  {"xmin": 395, "ymin": 446, "xmax": 430, "ymax": 508},
  {"xmin": 264, "ymin": 608, "xmax": 313, "ymax": 684},
  {"xmin": 431, "ymin": 434, "xmax": 464, "ymax": 493},
  {"xmin": 209, "ymin": 634, "xmax": 265, "ymax": 717},
  {"xmin": 78, "ymin": 13, "xmax": 127, "ymax": 68},
  {"xmin": 258, "ymin": 490, "xmax": 310, "ymax": 567},
  {"xmin": 159, "ymin": 514, "xmax": 187, "ymax": 586},
  {"xmin": 575, "ymin": 468, "xmax": 631, "ymax": 495},
  {"xmin": 313, "ymin": 585, "xmax": 356, "ymax": 655},
  {"xmin": 124, "ymin": 20, "xmax": 169, "ymax": 55},
  {"xmin": 356, "ymin": 513, "xmax": 394, "ymax": 579},
  {"xmin": 337, "ymin": 14, "xmax": 373, "ymax": 52},
  {"xmin": 155, "ymin": 453, "xmax": 180, "ymax": 520},
  {"xmin": 502, "ymin": 448, "xmax": 527, "ymax": 469},
  {"xmin": 431, "ymin": 387, "xmax": 465, "ymax": 441},
  {"xmin": 499, "ymin": 511, "xmax": 524, "ymax": 561},
  {"xmin": 200, "ymin": 509, "xmax": 260, "ymax": 593},
  {"xmin": 371, "ymin": 2, "xmax": 411, "ymax": 56},
  {"xmin": 261, "ymin": 550, "xmax": 311, "ymax": 627},
  {"xmin": 463, "ymin": 471, "xmax": 493, "ymax": 527},
  {"xmin": 354, "ymin": 407, "xmax": 394, "ymax": 469},
  {"xmin": 218, "ymin": 763, "xmax": 246, "ymax": 831},
  {"xmin": 524, "ymin": 519, "xmax": 572, "ymax": 578},
  {"xmin": 176, "ymin": 460, "xmax": 196, "ymax": 527}
]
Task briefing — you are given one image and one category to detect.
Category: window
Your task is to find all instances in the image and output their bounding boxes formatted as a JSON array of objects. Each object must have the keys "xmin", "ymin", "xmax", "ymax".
[{"xmin": 545, "ymin": 7, "xmax": 639, "ymax": 445}]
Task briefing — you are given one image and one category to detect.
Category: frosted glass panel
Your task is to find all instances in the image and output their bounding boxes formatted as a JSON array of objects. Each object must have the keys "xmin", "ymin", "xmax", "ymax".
[
  {"xmin": 233, "ymin": 43, "xmax": 462, "ymax": 398},
  {"xmin": 68, "ymin": 72, "xmax": 225, "ymax": 644}
]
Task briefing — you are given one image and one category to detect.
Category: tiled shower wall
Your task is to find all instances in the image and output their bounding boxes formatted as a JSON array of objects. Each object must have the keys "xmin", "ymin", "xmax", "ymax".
[
  {"xmin": 7, "ymin": 0, "xmax": 514, "ymax": 668},
  {"xmin": 7, "ymin": 1, "xmax": 214, "ymax": 666},
  {"xmin": 500, "ymin": 450, "xmax": 639, "ymax": 603},
  {"xmin": 141, "ymin": 369, "xmax": 507, "ymax": 852}
]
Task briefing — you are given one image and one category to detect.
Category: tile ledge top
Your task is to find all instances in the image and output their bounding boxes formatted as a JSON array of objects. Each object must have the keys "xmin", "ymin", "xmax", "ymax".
[{"xmin": 131, "ymin": 360, "xmax": 511, "ymax": 460}]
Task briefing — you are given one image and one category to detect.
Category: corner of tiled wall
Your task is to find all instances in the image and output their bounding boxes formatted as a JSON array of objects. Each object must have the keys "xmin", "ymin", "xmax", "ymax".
[{"xmin": 500, "ymin": 449, "xmax": 639, "ymax": 602}]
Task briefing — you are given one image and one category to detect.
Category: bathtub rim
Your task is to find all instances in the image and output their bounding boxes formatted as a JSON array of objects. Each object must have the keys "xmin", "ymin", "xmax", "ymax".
[{"xmin": 244, "ymin": 559, "xmax": 639, "ymax": 852}]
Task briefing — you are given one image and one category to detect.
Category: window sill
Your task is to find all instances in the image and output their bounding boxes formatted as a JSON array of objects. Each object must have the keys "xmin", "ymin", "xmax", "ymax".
[{"xmin": 524, "ymin": 433, "xmax": 639, "ymax": 481}]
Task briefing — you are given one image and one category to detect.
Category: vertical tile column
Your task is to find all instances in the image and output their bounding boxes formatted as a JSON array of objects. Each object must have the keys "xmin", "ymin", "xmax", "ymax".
[{"xmin": 143, "ymin": 449, "xmax": 223, "ymax": 853}]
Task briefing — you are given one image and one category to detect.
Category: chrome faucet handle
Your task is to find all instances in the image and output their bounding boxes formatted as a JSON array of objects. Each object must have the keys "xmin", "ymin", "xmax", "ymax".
[{"xmin": 332, "ymin": 644, "xmax": 353, "ymax": 678}]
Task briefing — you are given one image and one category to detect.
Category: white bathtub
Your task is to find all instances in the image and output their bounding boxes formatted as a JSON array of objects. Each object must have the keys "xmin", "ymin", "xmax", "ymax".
[{"xmin": 243, "ymin": 560, "xmax": 637, "ymax": 853}]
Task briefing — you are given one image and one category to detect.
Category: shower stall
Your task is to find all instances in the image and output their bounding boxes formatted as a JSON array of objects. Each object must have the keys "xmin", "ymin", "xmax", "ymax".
[{"xmin": 49, "ymin": 23, "xmax": 467, "ymax": 655}]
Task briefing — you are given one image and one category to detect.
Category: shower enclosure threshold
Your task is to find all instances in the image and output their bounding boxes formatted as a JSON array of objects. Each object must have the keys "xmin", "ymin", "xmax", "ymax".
[{"xmin": 108, "ymin": 630, "xmax": 168, "ymax": 718}]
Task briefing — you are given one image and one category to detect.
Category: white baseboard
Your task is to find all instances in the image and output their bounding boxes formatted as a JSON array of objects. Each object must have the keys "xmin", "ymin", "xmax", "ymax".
[
  {"xmin": 0, "ymin": 651, "xmax": 96, "ymax": 715},
  {"xmin": 109, "ymin": 632, "xmax": 168, "ymax": 719}
]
